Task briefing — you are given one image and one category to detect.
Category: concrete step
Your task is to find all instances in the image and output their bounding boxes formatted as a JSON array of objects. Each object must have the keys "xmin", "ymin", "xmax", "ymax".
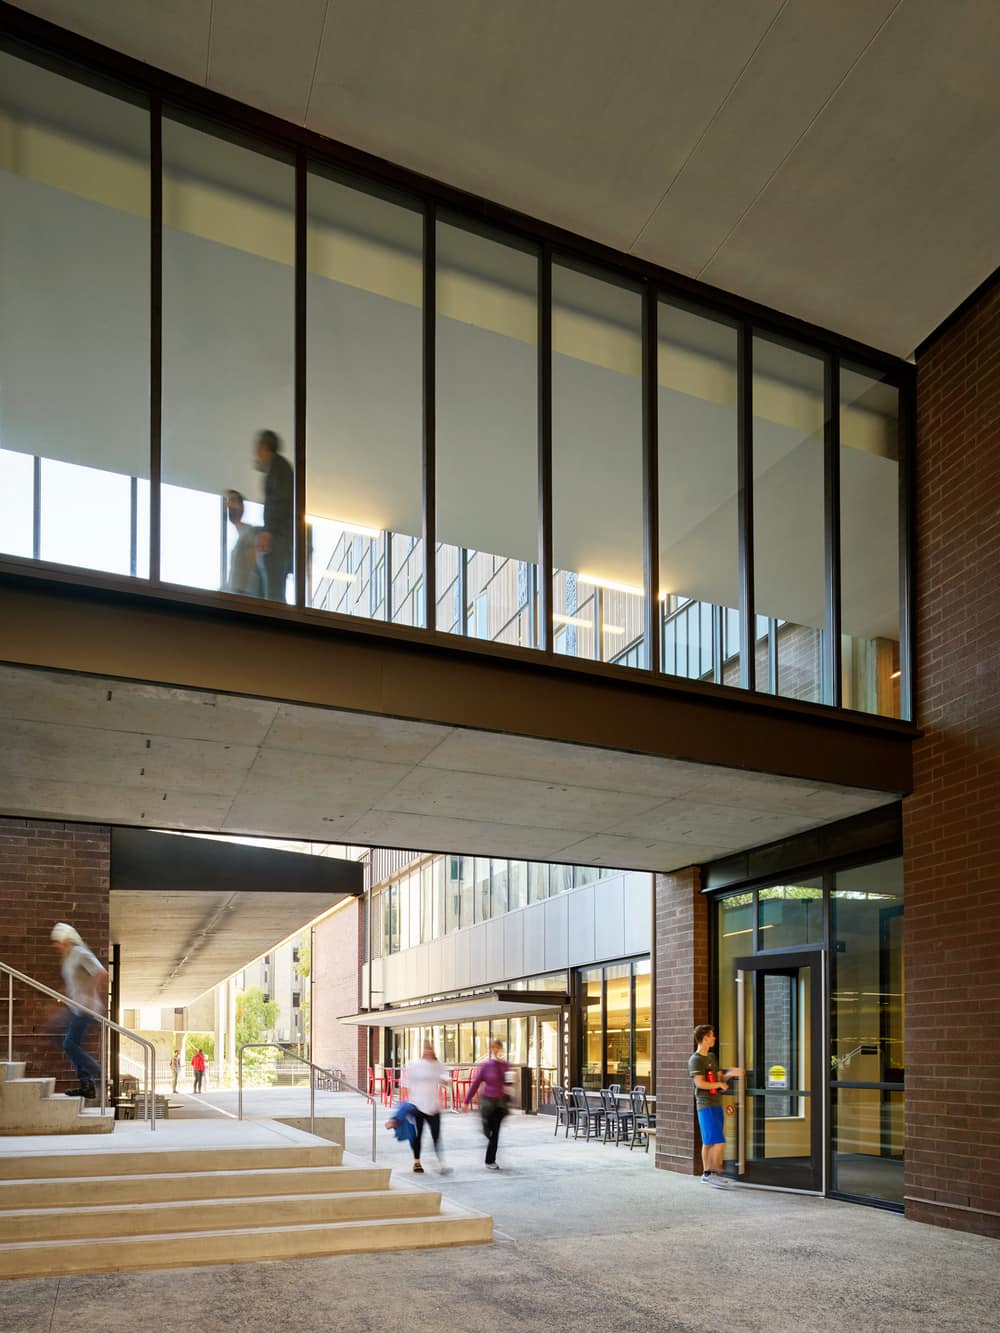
[
  {"xmin": 0, "ymin": 1064, "xmax": 27, "ymax": 1082},
  {"xmin": 0, "ymin": 1078, "xmax": 113, "ymax": 1135},
  {"xmin": 0, "ymin": 1163, "xmax": 391, "ymax": 1210},
  {"xmin": 0, "ymin": 1142, "xmax": 342, "ymax": 1180},
  {"xmin": 0, "ymin": 1200, "xmax": 493, "ymax": 1278},
  {"xmin": 0, "ymin": 1186, "xmax": 441, "ymax": 1242}
]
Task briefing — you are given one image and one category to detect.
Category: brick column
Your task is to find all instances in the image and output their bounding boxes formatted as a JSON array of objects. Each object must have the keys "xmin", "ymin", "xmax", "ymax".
[
  {"xmin": 905, "ymin": 277, "xmax": 1000, "ymax": 1239},
  {"xmin": 0, "ymin": 817, "xmax": 110, "ymax": 1089},
  {"xmin": 312, "ymin": 899, "xmax": 366, "ymax": 1088},
  {"xmin": 654, "ymin": 866, "xmax": 709, "ymax": 1175}
]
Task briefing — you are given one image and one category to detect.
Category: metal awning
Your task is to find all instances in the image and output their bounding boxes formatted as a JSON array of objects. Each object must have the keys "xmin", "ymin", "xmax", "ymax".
[{"xmin": 338, "ymin": 989, "xmax": 569, "ymax": 1027}]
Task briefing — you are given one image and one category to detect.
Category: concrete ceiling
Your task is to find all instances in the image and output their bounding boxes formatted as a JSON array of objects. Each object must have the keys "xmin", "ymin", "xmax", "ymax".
[
  {"xmin": 0, "ymin": 663, "xmax": 895, "ymax": 875},
  {"xmin": 11, "ymin": 0, "xmax": 1000, "ymax": 357},
  {"xmin": 111, "ymin": 887, "xmax": 335, "ymax": 1009}
]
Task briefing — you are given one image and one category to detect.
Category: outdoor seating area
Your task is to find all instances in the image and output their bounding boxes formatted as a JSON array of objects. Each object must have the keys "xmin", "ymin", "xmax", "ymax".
[
  {"xmin": 367, "ymin": 1066, "xmax": 482, "ymax": 1112},
  {"xmin": 551, "ymin": 1085, "xmax": 654, "ymax": 1152}
]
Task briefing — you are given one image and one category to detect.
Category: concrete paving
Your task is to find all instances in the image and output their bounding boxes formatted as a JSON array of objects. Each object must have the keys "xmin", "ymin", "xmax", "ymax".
[{"xmin": 2, "ymin": 1089, "xmax": 997, "ymax": 1332}]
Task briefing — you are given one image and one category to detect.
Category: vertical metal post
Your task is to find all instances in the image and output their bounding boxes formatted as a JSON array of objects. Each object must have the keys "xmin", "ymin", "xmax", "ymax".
[
  {"xmin": 294, "ymin": 152, "xmax": 308, "ymax": 609},
  {"xmin": 99, "ymin": 1022, "xmax": 107, "ymax": 1114},
  {"xmin": 238, "ymin": 1047, "xmax": 243, "ymax": 1121},
  {"xmin": 538, "ymin": 243, "xmax": 554, "ymax": 653},
  {"xmin": 737, "ymin": 321, "xmax": 756, "ymax": 692},
  {"xmin": 32, "ymin": 456, "xmax": 41, "ymax": 561},
  {"xmin": 899, "ymin": 367, "xmax": 916, "ymax": 722},
  {"xmin": 422, "ymin": 203, "xmax": 437, "ymax": 630},
  {"xmin": 7, "ymin": 974, "xmax": 12, "ymax": 1063},
  {"xmin": 309, "ymin": 1062, "xmax": 315, "ymax": 1136},
  {"xmin": 736, "ymin": 971, "xmax": 746, "ymax": 1175},
  {"xmin": 824, "ymin": 353, "xmax": 843, "ymax": 706},
  {"xmin": 149, "ymin": 97, "xmax": 162, "ymax": 584},
  {"xmin": 642, "ymin": 283, "xmax": 660, "ymax": 674}
]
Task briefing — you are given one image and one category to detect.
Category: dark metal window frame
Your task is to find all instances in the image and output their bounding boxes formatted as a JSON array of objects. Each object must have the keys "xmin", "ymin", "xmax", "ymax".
[{"xmin": 0, "ymin": 4, "xmax": 915, "ymax": 725}]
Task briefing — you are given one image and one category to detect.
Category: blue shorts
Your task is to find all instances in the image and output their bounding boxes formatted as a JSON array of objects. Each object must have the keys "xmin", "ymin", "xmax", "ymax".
[{"xmin": 697, "ymin": 1105, "xmax": 725, "ymax": 1146}]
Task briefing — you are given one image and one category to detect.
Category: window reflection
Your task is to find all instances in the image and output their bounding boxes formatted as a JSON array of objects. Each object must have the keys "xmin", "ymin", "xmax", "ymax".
[{"xmin": 758, "ymin": 881, "xmax": 823, "ymax": 949}]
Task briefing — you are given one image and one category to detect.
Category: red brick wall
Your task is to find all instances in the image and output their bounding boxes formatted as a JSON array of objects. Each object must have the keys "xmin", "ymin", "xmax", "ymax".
[
  {"xmin": 904, "ymin": 277, "xmax": 1000, "ymax": 1239},
  {"xmin": 653, "ymin": 867, "xmax": 709, "ymax": 1175},
  {"xmin": 0, "ymin": 817, "xmax": 110, "ymax": 1090},
  {"xmin": 311, "ymin": 900, "xmax": 366, "ymax": 1090}
]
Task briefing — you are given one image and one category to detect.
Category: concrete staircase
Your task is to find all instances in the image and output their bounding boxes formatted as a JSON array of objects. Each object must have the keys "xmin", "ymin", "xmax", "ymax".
[
  {"xmin": 0, "ymin": 1062, "xmax": 113, "ymax": 1136},
  {"xmin": 0, "ymin": 1139, "xmax": 492, "ymax": 1277}
]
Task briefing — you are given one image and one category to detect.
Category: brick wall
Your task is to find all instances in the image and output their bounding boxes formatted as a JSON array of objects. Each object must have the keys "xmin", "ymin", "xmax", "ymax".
[
  {"xmin": 904, "ymin": 276, "xmax": 1000, "ymax": 1239},
  {"xmin": 311, "ymin": 899, "xmax": 366, "ymax": 1090},
  {"xmin": 0, "ymin": 817, "xmax": 110, "ymax": 1090},
  {"xmin": 653, "ymin": 867, "xmax": 709, "ymax": 1175}
]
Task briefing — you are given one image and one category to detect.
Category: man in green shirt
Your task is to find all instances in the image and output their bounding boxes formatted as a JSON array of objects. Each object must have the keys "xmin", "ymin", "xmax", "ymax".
[{"xmin": 688, "ymin": 1023, "xmax": 743, "ymax": 1188}]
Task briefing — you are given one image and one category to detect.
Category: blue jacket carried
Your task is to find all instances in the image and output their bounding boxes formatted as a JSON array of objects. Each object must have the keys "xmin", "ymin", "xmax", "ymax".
[{"xmin": 388, "ymin": 1100, "xmax": 418, "ymax": 1145}]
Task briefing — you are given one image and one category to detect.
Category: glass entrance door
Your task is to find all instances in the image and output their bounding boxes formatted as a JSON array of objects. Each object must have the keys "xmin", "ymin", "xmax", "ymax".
[{"xmin": 735, "ymin": 952, "xmax": 822, "ymax": 1191}]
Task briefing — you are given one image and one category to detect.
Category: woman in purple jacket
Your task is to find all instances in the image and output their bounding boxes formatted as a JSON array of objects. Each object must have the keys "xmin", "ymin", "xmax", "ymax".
[{"xmin": 465, "ymin": 1040, "xmax": 511, "ymax": 1170}]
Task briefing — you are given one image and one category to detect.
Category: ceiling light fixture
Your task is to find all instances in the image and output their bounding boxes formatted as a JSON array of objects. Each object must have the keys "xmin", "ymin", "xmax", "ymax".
[
  {"xmin": 553, "ymin": 613, "xmax": 594, "ymax": 630},
  {"xmin": 890, "ymin": 670, "xmax": 901, "ymax": 679},
  {"xmin": 307, "ymin": 515, "xmax": 382, "ymax": 539},
  {"xmin": 576, "ymin": 572, "xmax": 644, "ymax": 597}
]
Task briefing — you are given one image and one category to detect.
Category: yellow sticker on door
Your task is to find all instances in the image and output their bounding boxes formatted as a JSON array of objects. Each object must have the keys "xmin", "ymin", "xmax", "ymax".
[{"xmin": 767, "ymin": 1065, "xmax": 787, "ymax": 1088}]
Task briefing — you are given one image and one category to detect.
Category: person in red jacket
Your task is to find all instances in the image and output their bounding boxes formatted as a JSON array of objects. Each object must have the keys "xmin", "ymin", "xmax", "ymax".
[{"xmin": 191, "ymin": 1048, "xmax": 206, "ymax": 1094}]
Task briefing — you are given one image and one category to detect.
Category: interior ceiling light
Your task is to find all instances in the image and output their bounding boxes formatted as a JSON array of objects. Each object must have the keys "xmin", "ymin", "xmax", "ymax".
[
  {"xmin": 601, "ymin": 624, "xmax": 626, "ymax": 636},
  {"xmin": 553, "ymin": 612, "xmax": 594, "ymax": 630},
  {"xmin": 576, "ymin": 572, "xmax": 644, "ymax": 597},
  {"xmin": 306, "ymin": 514, "xmax": 381, "ymax": 539},
  {"xmin": 890, "ymin": 670, "xmax": 901, "ymax": 679}
]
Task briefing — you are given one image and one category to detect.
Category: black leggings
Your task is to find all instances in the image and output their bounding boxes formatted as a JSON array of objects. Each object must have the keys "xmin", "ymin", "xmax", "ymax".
[{"xmin": 411, "ymin": 1109, "xmax": 441, "ymax": 1159}]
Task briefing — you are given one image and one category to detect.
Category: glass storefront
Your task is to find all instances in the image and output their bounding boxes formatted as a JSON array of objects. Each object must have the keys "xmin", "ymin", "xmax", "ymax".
[
  {"xmin": 575, "ymin": 958, "xmax": 653, "ymax": 1092},
  {"xmin": 713, "ymin": 854, "xmax": 903, "ymax": 1207}
]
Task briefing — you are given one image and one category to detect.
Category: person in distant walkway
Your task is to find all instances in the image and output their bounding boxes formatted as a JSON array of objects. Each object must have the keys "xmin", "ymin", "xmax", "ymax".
[
  {"xmin": 223, "ymin": 489, "xmax": 263, "ymax": 597},
  {"xmin": 403, "ymin": 1040, "xmax": 453, "ymax": 1175},
  {"xmin": 253, "ymin": 429, "xmax": 293, "ymax": 602},
  {"xmin": 170, "ymin": 1048, "xmax": 181, "ymax": 1093},
  {"xmin": 688, "ymin": 1023, "xmax": 743, "ymax": 1188},
  {"xmin": 50, "ymin": 922, "xmax": 107, "ymax": 1100},
  {"xmin": 191, "ymin": 1047, "xmax": 206, "ymax": 1094},
  {"xmin": 466, "ymin": 1039, "xmax": 511, "ymax": 1170}
]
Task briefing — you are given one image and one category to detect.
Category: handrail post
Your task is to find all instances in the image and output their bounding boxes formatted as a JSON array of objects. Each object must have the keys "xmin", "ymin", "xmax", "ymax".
[
  {"xmin": 238, "ymin": 1046, "xmax": 243, "ymax": 1121},
  {"xmin": 372, "ymin": 1090, "xmax": 377, "ymax": 1164},
  {"xmin": 310, "ymin": 1062, "xmax": 315, "ymax": 1136},
  {"xmin": 6, "ymin": 974, "xmax": 12, "ymax": 1064},
  {"xmin": 99, "ymin": 1021, "xmax": 107, "ymax": 1115}
]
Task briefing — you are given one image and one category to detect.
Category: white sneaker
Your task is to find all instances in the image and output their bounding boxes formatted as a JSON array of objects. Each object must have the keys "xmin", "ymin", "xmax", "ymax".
[{"xmin": 709, "ymin": 1173, "xmax": 733, "ymax": 1188}]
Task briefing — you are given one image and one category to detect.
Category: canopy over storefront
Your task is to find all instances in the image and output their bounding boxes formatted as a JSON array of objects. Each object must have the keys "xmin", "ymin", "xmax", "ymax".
[{"xmin": 338, "ymin": 989, "xmax": 568, "ymax": 1028}]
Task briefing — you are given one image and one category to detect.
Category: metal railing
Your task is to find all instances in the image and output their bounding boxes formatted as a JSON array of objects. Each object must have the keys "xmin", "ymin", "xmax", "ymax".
[
  {"xmin": 237, "ymin": 1043, "xmax": 378, "ymax": 1161},
  {"xmin": 2, "ymin": 960, "xmax": 156, "ymax": 1131}
]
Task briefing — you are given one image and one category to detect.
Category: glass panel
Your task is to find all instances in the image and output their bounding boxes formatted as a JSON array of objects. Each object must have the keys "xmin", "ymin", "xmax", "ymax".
[
  {"xmin": 420, "ymin": 864, "xmax": 433, "ymax": 943},
  {"xmin": 758, "ymin": 880, "xmax": 823, "ymax": 950},
  {"xmin": 459, "ymin": 856, "xmax": 475, "ymax": 928},
  {"xmin": 832, "ymin": 857, "xmax": 904, "ymax": 1079},
  {"xmin": 436, "ymin": 217, "xmax": 538, "ymax": 646},
  {"xmin": 306, "ymin": 170, "xmax": 423, "ymax": 624},
  {"xmin": 445, "ymin": 856, "xmax": 461, "ymax": 933},
  {"xmin": 474, "ymin": 857, "xmax": 491, "ymax": 923},
  {"xmin": 431, "ymin": 858, "xmax": 445, "ymax": 939},
  {"xmin": 634, "ymin": 960, "xmax": 652, "ymax": 1091},
  {"xmin": 753, "ymin": 336, "xmax": 827, "ymax": 701},
  {"xmin": 841, "ymin": 366, "xmax": 902, "ymax": 718},
  {"xmin": 0, "ymin": 52, "xmax": 150, "ymax": 577},
  {"xmin": 580, "ymin": 966, "xmax": 603, "ymax": 1090},
  {"xmin": 162, "ymin": 119, "xmax": 293, "ymax": 600},
  {"xmin": 458, "ymin": 1023, "xmax": 473, "ymax": 1065},
  {"xmin": 553, "ymin": 262, "xmax": 645, "ymax": 667},
  {"xmin": 528, "ymin": 863, "xmax": 549, "ymax": 903},
  {"xmin": 508, "ymin": 861, "xmax": 527, "ymax": 912},
  {"xmin": 508, "ymin": 1018, "xmax": 527, "ymax": 1065},
  {"xmin": 473, "ymin": 1020, "xmax": 490, "ymax": 1062},
  {"xmin": 744, "ymin": 967, "xmax": 813, "ymax": 1185},
  {"xmin": 442, "ymin": 1024, "xmax": 458, "ymax": 1065},
  {"xmin": 832, "ymin": 1087, "xmax": 904, "ymax": 1204},
  {"xmin": 605, "ymin": 964, "xmax": 631, "ymax": 1090},
  {"xmin": 491, "ymin": 859, "xmax": 508, "ymax": 916},
  {"xmin": 658, "ymin": 302, "xmax": 741, "ymax": 685}
]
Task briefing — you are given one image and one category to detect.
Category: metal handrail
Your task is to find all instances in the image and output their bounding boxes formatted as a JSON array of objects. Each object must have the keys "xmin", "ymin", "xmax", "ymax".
[
  {"xmin": 237, "ymin": 1043, "xmax": 377, "ymax": 1161},
  {"xmin": 2, "ymin": 960, "xmax": 156, "ymax": 1131}
]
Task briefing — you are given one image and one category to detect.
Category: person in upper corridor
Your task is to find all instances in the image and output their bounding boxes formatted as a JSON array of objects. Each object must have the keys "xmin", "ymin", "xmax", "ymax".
[
  {"xmin": 253, "ymin": 429, "xmax": 293, "ymax": 602},
  {"xmin": 466, "ymin": 1039, "xmax": 511, "ymax": 1170},
  {"xmin": 49, "ymin": 922, "xmax": 107, "ymax": 1101},
  {"xmin": 223, "ymin": 489, "xmax": 263, "ymax": 597}
]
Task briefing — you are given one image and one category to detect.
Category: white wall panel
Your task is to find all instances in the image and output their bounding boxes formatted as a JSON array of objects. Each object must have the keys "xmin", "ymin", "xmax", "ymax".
[
  {"xmin": 414, "ymin": 943, "xmax": 430, "ymax": 1000},
  {"xmin": 503, "ymin": 911, "xmax": 525, "ymax": 981},
  {"xmin": 468, "ymin": 923, "xmax": 487, "ymax": 987},
  {"xmin": 623, "ymin": 872, "xmax": 652, "ymax": 956},
  {"xmin": 544, "ymin": 892, "xmax": 569, "ymax": 972},
  {"xmin": 567, "ymin": 883, "xmax": 596, "ymax": 965},
  {"xmin": 453, "ymin": 929, "xmax": 471, "ymax": 990},
  {"xmin": 523, "ymin": 901, "xmax": 546, "ymax": 976},
  {"xmin": 435, "ymin": 932, "xmax": 457, "ymax": 994},
  {"xmin": 594, "ymin": 876, "xmax": 626, "ymax": 963},
  {"xmin": 485, "ymin": 918, "xmax": 505, "ymax": 980}
]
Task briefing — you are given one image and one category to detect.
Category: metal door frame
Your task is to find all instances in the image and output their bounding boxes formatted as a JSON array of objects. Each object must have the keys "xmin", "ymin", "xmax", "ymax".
[{"xmin": 735, "ymin": 949, "xmax": 824, "ymax": 1192}]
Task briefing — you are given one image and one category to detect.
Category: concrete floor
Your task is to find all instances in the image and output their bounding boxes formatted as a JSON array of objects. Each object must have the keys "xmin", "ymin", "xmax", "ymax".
[{"xmin": 2, "ymin": 1089, "xmax": 997, "ymax": 1332}]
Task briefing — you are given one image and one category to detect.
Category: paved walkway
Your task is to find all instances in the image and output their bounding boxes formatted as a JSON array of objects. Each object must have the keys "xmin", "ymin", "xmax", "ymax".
[{"xmin": 2, "ymin": 1088, "xmax": 997, "ymax": 1332}]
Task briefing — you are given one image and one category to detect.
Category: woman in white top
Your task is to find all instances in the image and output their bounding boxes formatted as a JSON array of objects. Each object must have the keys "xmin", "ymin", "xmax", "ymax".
[{"xmin": 402, "ymin": 1041, "xmax": 452, "ymax": 1174}]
